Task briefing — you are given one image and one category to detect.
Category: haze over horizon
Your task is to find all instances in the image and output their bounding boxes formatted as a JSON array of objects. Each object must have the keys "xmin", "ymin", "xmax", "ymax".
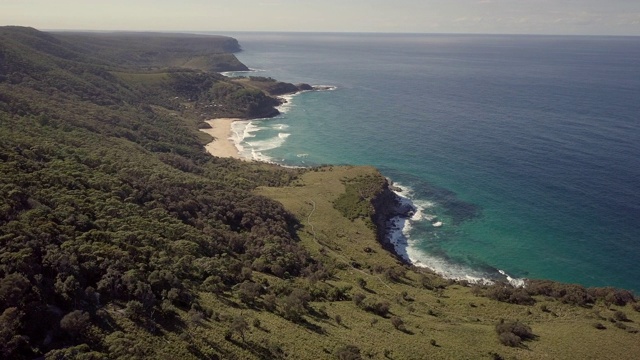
[{"xmin": 2, "ymin": 0, "xmax": 640, "ymax": 36}]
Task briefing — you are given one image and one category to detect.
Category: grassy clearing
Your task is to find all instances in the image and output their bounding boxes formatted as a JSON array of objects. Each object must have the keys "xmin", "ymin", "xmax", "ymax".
[
  {"xmin": 111, "ymin": 71, "xmax": 171, "ymax": 85},
  {"xmin": 253, "ymin": 165, "xmax": 640, "ymax": 359}
]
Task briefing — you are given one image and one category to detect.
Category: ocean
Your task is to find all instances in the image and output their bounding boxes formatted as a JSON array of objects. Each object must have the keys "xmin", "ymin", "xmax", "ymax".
[{"xmin": 216, "ymin": 32, "xmax": 640, "ymax": 292}]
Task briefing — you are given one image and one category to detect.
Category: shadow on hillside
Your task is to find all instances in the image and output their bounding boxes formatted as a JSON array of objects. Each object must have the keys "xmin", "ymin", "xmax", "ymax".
[{"xmin": 227, "ymin": 338, "xmax": 284, "ymax": 359}]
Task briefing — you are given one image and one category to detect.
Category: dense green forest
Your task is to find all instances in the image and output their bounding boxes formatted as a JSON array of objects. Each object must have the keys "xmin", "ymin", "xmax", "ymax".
[
  {"xmin": 0, "ymin": 26, "xmax": 317, "ymax": 359},
  {"xmin": 1, "ymin": 27, "xmax": 639, "ymax": 360}
]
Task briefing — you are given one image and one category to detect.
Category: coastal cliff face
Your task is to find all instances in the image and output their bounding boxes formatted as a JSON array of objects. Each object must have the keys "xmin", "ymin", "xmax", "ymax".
[
  {"xmin": 370, "ymin": 177, "xmax": 415, "ymax": 263},
  {"xmin": 370, "ymin": 179, "xmax": 401, "ymax": 246}
]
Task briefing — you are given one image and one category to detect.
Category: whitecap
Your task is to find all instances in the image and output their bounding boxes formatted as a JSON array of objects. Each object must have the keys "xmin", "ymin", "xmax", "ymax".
[
  {"xmin": 386, "ymin": 179, "xmax": 525, "ymax": 287},
  {"xmin": 277, "ymin": 94, "xmax": 297, "ymax": 113},
  {"xmin": 498, "ymin": 269, "xmax": 526, "ymax": 288},
  {"xmin": 220, "ymin": 68, "xmax": 265, "ymax": 77}
]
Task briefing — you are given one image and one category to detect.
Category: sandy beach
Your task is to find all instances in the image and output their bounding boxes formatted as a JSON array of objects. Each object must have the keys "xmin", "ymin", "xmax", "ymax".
[{"xmin": 200, "ymin": 118, "xmax": 245, "ymax": 160}]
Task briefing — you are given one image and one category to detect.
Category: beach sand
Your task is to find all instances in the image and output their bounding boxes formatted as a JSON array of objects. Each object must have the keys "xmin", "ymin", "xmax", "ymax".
[{"xmin": 200, "ymin": 118, "xmax": 245, "ymax": 160}]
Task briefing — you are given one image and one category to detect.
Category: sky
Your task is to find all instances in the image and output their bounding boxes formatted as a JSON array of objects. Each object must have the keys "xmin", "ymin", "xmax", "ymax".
[{"xmin": 2, "ymin": 0, "xmax": 640, "ymax": 36}]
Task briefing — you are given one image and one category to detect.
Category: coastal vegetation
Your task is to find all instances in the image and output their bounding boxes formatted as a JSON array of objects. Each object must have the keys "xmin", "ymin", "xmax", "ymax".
[{"xmin": 1, "ymin": 26, "xmax": 639, "ymax": 359}]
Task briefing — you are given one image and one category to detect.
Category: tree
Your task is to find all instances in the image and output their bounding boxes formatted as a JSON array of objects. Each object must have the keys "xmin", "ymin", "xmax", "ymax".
[
  {"xmin": 236, "ymin": 281, "xmax": 262, "ymax": 306},
  {"xmin": 124, "ymin": 301, "xmax": 144, "ymax": 320},
  {"xmin": 60, "ymin": 310, "xmax": 91, "ymax": 339},
  {"xmin": 278, "ymin": 289, "xmax": 310, "ymax": 322},
  {"xmin": 230, "ymin": 315, "xmax": 249, "ymax": 342},
  {"xmin": 0, "ymin": 273, "xmax": 32, "ymax": 308},
  {"xmin": 335, "ymin": 344, "xmax": 362, "ymax": 360},
  {"xmin": 0, "ymin": 307, "xmax": 27, "ymax": 358}
]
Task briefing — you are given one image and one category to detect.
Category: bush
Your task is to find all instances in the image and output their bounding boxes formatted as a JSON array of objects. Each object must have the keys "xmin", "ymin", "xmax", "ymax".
[
  {"xmin": 362, "ymin": 300, "xmax": 390, "ymax": 317},
  {"xmin": 614, "ymin": 322, "xmax": 627, "ymax": 330},
  {"xmin": 390, "ymin": 316, "xmax": 404, "ymax": 331},
  {"xmin": 353, "ymin": 293, "xmax": 366, "ymax": 307},
  {"xmin": 356, "ymin": 278, "xmax": 367, "ymax": 289},
  {"xmin": 335, "ymin": 344, "xmax": 362, "ymax": 360},
  {"xmin": 498, "ymin": 332, "xmax": 522, "ymax": 347},
  {"xmin": 495, "ymin": 320, "xmax": 535, "ymax": 347},
  {"xmin": 613, "ymin": 311, "xmax": 629, "ymax": 322},
  {"xmin": 592, "ymin": 323, "xmax": 607, "ymax": 330},
  {"xmin": 485, "ymin": 284, "xmax": 535, "ymax": 305}
]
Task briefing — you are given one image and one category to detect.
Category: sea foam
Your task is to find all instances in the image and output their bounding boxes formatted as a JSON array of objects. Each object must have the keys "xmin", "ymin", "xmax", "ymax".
[{"xmin": 388, "ymin": 181, "xmax": 525, "ymax": 287}]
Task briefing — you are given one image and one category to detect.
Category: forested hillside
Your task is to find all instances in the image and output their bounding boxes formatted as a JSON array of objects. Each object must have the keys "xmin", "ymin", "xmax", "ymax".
[{"xmin": 0, "ymin": 26, "xmax": 316, "ymax": 359}]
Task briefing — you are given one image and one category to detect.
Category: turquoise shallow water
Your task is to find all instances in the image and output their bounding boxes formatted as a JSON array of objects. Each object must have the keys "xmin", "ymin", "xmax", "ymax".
[{"xmin": 217, "ymin": 32, "xmax": 640, "ymax": 292}]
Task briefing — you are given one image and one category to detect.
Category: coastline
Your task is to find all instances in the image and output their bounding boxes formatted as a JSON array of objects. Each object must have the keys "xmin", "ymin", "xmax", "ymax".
[
  {"xmin": 196, "ymin": 91, "xmax": 521, "ymax": 287},
  {"xmin": 200, "ymin": 118, "xmax": 245, "ymax": 160},
  {"xmin": 199, "ymin": 85, "xmax": 335, "ymax": 162}
]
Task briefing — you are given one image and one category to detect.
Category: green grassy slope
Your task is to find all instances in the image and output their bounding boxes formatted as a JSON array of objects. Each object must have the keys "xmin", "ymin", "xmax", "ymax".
[{"xmin": 254, "ymin": 166, "xmax": 640, "ymax": 360}]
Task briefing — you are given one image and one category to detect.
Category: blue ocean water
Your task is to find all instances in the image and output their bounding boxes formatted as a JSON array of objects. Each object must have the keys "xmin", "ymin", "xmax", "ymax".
[{"xmin": 217, "ymin": 32, "xmax": 640, "ymax": 292}]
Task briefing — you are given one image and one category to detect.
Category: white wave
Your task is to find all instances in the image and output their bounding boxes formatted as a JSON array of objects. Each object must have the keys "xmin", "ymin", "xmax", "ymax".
[
  {"xmin": 248, "ymin": 135, "xmax": 288, "ymax": 151},
  {"xmin": 272, "ymin": 124, "xmax": 290, "ymax": 130},
  {"xmin": 277, "ymin": 94, "xmax": 297, "ymax": 113},
  {"xmin": 220, "ymin": 68, "xmax": 265, "ymax": 77},
  {"xmin": 386, "ymin": 179, "xmax": 525, "ymax": 287},
  {"xmin": 240, "ymin": 131, "xmax": 291, "ymax": 162},
  {"xmin": 499, "ymin": 269, "xmax": 526, "ymax": 288},
  {"xmin": 313, "ymin": 85, "xmax": 338, "ymax": 91}
]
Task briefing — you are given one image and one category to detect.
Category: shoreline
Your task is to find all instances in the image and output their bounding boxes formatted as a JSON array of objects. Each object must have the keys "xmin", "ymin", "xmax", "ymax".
[
  {"xmin": 200, "ymin": 118, "xmax": 246, "ymax": 160},
  {"xmin": 197, "ymin": 96, "xmax": 520, "ymax": 288},
  {"xmin": 199, "ymin": 86, "xmax": 336, "ymax": 162}
]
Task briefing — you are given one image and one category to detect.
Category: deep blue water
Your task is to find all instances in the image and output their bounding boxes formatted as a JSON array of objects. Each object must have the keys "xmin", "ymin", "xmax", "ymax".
[{"xmin": 215, "ymin": 32, "xmax": 640, "ymax": 292}]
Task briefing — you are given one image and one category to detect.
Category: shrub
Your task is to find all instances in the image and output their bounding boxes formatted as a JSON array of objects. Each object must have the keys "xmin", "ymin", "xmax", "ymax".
[
  {"xmin": 356, "ymin": 278, "xmax": 367, "ymax": 289},
  {"xmin": 614, "ymin": 322, "xmax": 627, "ymax": 330},
  {"xmin": 498, "ymin": 332, "xmax": 522, "ymax": 347},
  {"xmin": 390, "ymin": 316, "xmax": 404, "ymax": 331},
  {"xmin": 335, "ymin": 344, "xmax": 362, "ymax": 360},
  {"xmin": 495, "ymin": 320, "xmax": 535, "ymax": 347},
  {"xmin": 592, "ymin": 323, "xmax": 607, "ymax": 330},
  {"xmin": 263, "ymin": 294, "xmax": 277, "ymax": 312},
  {"xmin": 362, "ymin": 300, "xmax": 390, "ymax": 317},
  {"xmin": 613, "ymin": 311, "xmax": 629, "ymax": 322},
  {"xmin": 353, "ymin": 293, "xmax": 366, "ymax": 307}
]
